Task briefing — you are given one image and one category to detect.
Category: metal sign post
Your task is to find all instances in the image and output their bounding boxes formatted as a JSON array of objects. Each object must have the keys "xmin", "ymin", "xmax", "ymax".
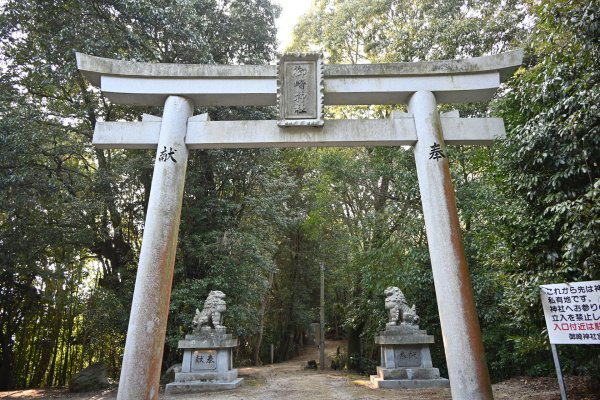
[
  {"xmin": 550, "ymin": 344, "xmax": 567, "ymax": 400},
  {"xmin": 540, "ymin": 280, "xmax": 600, "ymax": 400}
]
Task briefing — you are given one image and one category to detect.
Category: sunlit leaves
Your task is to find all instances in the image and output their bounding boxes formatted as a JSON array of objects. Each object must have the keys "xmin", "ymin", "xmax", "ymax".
[
  {"xmin": 490, "ymin": 0, "xmax": 599, "ymax": 377},
  {"xmin": 0, "ymin": 0, "xmax": 282, "ymax": 388},
  {"xmin": 289, "ymin": 0, "xmax": 528, "ymax": 63}
]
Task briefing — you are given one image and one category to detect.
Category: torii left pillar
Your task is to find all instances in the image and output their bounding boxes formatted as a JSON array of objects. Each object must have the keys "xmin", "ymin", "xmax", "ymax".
[{"xmin": 117, "ymin": 96, "xmax": 193, "ymax": 400}]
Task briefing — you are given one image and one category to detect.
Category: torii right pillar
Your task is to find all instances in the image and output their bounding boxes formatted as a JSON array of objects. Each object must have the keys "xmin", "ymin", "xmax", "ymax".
[{"xmin": 410, "ymin": 90, "xmax": 493, "ymax": 400}]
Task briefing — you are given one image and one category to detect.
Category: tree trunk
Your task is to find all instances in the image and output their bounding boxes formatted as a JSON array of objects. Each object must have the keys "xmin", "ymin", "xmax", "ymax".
[
  {"xmin": 46, "ymin": 334, "xmax": 59, "ymax": 387},
  {"xmin": 30, "ymin": 334, "xmax": 54, "ymax": 388},
  {"xmin": 0, "ymin": 332, "xmax": 15, "ymax": 390},
  {"xmin": 252, "ymin": 271, "xmax": 274, "ymax": 366},
  {"xmin": 346, "ymin": 324, "xmax": 362, "ymax": 370},
  {"xmin": 45, "ymin": 297, "xmax": 64, "ymax": 387},
  {"xmin": 59, "ymin": 315, "xmax": 74, "ymax": 387}
]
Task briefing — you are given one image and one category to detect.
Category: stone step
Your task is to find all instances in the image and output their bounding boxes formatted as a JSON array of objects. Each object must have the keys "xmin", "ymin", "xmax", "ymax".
[
  {"xmin": 370, "ymin": 375, "xmax": 450, "ymax": 389},
  {"xmin": 376, "ymin": 366, "xmax": 441, "ymax": 380},
  {"xmin": 165, "ymin": 377, "xmax": 244, "ymax": 394}
]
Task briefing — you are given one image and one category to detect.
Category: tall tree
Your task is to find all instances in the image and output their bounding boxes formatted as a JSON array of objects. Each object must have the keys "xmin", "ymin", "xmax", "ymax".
[
  {"xmin": 492, "ymin": 0, "xmax": 599, "ymax": 378},
  {"xmin": 0, "ymin": 0, "xmax": 280, "ymax": 388}
]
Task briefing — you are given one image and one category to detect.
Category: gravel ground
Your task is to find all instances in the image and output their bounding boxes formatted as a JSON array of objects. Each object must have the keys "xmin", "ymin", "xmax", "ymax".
[{"xmin": 1, "ymin": 341, "xmax": 597, "ymax": 400}]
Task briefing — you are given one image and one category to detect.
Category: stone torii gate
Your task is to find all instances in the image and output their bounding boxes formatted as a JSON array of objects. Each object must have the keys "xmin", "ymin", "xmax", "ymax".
[{"xmin": 76, "ymin": 50, "xmax": 522, "ymax": 400}]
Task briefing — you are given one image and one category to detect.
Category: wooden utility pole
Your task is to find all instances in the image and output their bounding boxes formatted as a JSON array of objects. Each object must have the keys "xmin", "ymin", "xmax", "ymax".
[{"xmin": 320, "ymin": 262, "xmax": 325, "ymax": 370}]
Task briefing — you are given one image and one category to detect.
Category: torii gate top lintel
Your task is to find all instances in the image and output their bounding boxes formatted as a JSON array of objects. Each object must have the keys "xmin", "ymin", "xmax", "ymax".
[
  {"xmin": 76, "ymin": 50, "xmax": 523, "ymax": 107},
  {"xmin": 80, "ymin": 50, "xmax": 523, "ymax": 149}
]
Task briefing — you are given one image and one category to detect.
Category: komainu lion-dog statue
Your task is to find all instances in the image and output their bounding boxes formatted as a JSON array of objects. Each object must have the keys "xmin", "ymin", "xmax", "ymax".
[
  {"xmin": 192, "ymin": 290, "xmax": 227, "ymax": 332},
  {"xmin": 384, "ymin": 286, "xmax": 419, "ymax": 326}
]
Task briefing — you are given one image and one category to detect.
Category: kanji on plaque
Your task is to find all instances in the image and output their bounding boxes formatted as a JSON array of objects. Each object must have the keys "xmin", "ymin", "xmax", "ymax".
[
  {"xmin": 292, "ymin": 64, "xmax": 308, "ymax": 115},
  {"xmin": 277, "ymin": 53, "xmax": 324, "ymax": 127}
]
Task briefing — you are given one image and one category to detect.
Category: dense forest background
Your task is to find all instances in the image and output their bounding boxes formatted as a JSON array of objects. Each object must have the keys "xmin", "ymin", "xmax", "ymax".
[{"xmin": 0, "ymin": 0, "xmax": 598, "ymax": 391}]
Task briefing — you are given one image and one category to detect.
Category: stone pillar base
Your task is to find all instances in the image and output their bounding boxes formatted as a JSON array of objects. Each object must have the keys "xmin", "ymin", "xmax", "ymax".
[
  {"xmin": 371, "ymin": 324, "xmax": 449, "ymax": 390},
  {"xmin": 371, "ymin": 376, "xmax": 449, "ymax": 389},
  {"xmin": 370, "ymin": 366, "xmax": 449, "ymax": 389},
  {"xmin": 165, "ymin": 377, "xmax": 244, "ymax": 393},
  {"xmin": 165, "ymin": 329, "xmax": 243, "ymax": 394}
]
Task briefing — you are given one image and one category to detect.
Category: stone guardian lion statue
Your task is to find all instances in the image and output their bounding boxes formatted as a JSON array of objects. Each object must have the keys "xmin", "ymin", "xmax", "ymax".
[
  {"xmin": 384, "ymin": 286, "xmax": 419, "ymax": 326},
  {"xmin": 192, "ymin": 290, "xmax": 227, "ymax": 332}
]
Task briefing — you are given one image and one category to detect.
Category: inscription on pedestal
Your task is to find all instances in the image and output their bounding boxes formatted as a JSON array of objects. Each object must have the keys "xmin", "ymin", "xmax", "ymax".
[
  {"xmin": 277, "ymin": 53, "xmax": 324, "ymax": 127},
  {"xmin": 394, "ymin": 346, "xmax": 421, "ymax": 367},
  {"xmin": 191, "ymin": 350, "xmax": 217, "ymax": 371}
]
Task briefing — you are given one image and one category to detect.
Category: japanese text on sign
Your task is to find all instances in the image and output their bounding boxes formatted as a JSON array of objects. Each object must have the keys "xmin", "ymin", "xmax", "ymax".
[{"xmin": 540, "ymin": 280, "xmax": 600, "ymax": 344}]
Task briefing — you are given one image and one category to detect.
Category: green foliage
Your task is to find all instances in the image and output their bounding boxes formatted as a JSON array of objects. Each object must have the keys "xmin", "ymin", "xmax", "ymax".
[
  {"xmin": 289, "ymin": 0, "xmax": 599, "ymax": 383},
  {"xmin": 489, "ymin": 0, "xmax": 600, "ymax": 377},
  {"xmin": 292, "ymin": 145, "xmax": 443, "ymax": 370},
  {"xmin": 166, "ymin": 146, "xmax": 298, "ymax": 365},
  {"xmin": 2, "ymin": 0, "xmax": 599, "ymax": 390},
  {"xmin": 0, "ymin": 0, "xmax": 281, "ymax": 389},
  {"xmin": 290, "ymin": 0, "xmax": 527, "ymax": 62},
  {"xmin": 287, "ymin": 0, "xmax": 531, "ymax": 378},
  {"xmin": 495, "ymin": 0, "xmax": 599, "ymax": 278}
]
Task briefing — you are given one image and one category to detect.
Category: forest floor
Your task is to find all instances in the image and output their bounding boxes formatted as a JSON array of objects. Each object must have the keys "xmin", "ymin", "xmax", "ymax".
[{"xmin": 1, "ymin": 340, "xmax": 598, "ymax": 400}]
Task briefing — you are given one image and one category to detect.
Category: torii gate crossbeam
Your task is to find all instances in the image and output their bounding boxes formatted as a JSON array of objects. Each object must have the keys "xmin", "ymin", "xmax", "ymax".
[{"xmin": 77, "ymin": 50, "xmax": 523, "ymax": 400}]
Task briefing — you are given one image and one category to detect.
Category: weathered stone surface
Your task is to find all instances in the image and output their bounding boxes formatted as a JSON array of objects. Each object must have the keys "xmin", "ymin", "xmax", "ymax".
[
  {"xmin": 277, "ymin": 53, "xmax": 324, "ymax": 127},
  {"xmin": 384, "ymin": 286, "xmax": 419, "ymax": 326},
  {"xmin": 174, "ymin": 369, "xmax": 238, "ymax": 382},
  {"xmin": 76, "ymin": 50, "xmax": 523, "ymax": 107},
  {"xmin": 178, "ymin": 330, "xmax": 238, "ymax": 348},
  {"xmin": 370, "ymin": 377, "xmax": 450, "ymax": 389},
  {"xmin": 77, "ymin": 50, "xmax": 523, "ymax": 84},
  {"xmin": 165, "ymin": 324, "xmax": 243, "ymax": 395},
  {"xmin": 68, "ymin": 362, "xmax": 109, "ymax": 393},
  {"xmin": 375, "ymin": 325, "xmax": 434, "ymax": 345},
  {"xmin": 192, "ymin": 290, "xmax": 227, "ymax": 332},
  {"xmin": 115, "ymin": 95, "xmax": 194, "ymax": 400},
  {"xmin": 410, "ymin": 91, "xmax": 492, "ymax": 399},
  {"xmin": 372, "ymin": 287, "xmax": 449, "ymax": 390},
  {"xmin": 94, "ymin": 114, "xmax": 506, "ymax": 150},
  {"xmin": 165, "ymin": 378, "xmax": 244, "ymax": 393},
  {"xmin": 377, "ymin": 366, "xmax": 441, "ymax": 380},
  {"xmin": 160, "ymin": 363, "xmax": 181, "ymax": 385}
]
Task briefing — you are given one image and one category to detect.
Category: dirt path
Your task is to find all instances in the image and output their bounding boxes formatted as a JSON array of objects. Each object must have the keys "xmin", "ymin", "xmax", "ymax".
[
  {"xmin": 1, "ymin": 341, "xmax": 596, "ymax": 400},
  {"xmin": 167, "ymin": 340, "xmax": 456, "ymax": 400}
]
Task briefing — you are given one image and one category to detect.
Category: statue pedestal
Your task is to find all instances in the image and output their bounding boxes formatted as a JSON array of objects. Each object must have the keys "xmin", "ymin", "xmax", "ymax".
[
  {"xmin": 370, "ymin": 324, "xmax": 449, "ymax": 389},
  {"xmin": 165, "ymin": 328, "xmax": 243, "ymax": 394}
]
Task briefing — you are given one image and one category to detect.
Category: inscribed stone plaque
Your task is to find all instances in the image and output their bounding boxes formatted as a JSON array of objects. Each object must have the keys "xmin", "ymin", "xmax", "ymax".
[
  {"xmin": 190, "ymin": 350, "xmax": 217, "ymax": 371},
  {"xmin": 394, "ymin": 346, "xmax": 421, "ymax": 367},
  {"xmin": 277, "ymin": 53, "xmax": 324, "ymax": 127}
]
